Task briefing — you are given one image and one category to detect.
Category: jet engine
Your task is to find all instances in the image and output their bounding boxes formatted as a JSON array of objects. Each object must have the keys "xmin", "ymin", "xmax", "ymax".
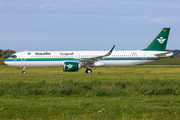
[{"xmin": 63, "ymin": 62, "xmax": 81, "ymax": 72}]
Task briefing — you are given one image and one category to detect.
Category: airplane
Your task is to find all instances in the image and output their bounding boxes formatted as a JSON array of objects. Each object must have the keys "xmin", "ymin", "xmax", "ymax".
[{"xmin": 5, "ymin": 28, "xmax": 173, "ymax": 73}]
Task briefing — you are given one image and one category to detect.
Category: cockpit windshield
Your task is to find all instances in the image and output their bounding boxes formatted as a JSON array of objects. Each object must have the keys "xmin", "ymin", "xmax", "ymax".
[{"xmin": 10, "ymin": 55, "xmax": 17, "ymax": 58}]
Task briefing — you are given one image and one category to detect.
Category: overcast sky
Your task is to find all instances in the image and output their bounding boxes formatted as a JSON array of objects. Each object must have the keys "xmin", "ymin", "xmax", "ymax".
[{"xmin": 1, "ymin": 0, "xmax": 180, "ymax": 52}]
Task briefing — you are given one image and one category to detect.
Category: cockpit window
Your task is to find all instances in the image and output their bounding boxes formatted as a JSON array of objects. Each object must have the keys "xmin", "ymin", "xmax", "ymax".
[{"xmin": 10, "ymin": 55, "xmax": 17, "ymax": 58}]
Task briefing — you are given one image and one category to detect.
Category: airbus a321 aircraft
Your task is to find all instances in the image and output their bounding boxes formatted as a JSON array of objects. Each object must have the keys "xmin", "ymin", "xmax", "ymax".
[{"xmin": 5, "ymin": 28, "xmax": 173, "ymax": 73}]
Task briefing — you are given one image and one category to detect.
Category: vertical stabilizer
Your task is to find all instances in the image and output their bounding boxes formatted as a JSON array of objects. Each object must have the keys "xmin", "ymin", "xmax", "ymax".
[{"xmin": 143, "ymin": 28, "xmax": 170, "ymax": 51}]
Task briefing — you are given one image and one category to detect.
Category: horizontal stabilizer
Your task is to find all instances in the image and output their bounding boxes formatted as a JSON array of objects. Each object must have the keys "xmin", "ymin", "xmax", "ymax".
[{"xmin": 155, "ymin": 51, "xmax": 173, "ymax": 57}]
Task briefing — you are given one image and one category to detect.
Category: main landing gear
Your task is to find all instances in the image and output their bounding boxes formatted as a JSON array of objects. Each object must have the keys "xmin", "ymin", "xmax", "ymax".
[
  {"xmin": 22, "ymin": 67, "xmax": 26, "ymax": 74},
  {"xmin": 85, "ymin": 69, "xmax": 92, "ymax": 73},
  {"xmin": 84, "ymin": 64, "xmax": 92, "ymax": 73}
]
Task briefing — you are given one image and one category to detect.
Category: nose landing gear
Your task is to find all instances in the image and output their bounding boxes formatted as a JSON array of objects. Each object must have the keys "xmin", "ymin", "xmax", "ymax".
[{"xmin": 22, "ymin": 67, "xmax": 26, "ymax": 74}]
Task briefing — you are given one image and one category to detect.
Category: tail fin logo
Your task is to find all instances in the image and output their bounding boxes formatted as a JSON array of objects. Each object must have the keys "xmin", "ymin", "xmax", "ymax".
[{"xmin": 157, "ymin": 37, "xmax": 166, "ymax": 44}]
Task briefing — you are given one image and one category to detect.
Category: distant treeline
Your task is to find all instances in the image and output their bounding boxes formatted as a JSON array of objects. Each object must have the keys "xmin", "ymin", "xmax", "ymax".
[
  {"xmin": 171, "ymin": 49, "xmax": 180, "ymax": 58},
  {"xmin": 0, "ymin": 49, "xmax": 16, "ymax": 58}
]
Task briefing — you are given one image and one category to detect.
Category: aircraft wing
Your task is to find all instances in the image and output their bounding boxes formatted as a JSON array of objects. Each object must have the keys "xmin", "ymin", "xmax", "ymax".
[{"xmin": 79, "ymin": 45, "xmax": 115, "ymax": 65}]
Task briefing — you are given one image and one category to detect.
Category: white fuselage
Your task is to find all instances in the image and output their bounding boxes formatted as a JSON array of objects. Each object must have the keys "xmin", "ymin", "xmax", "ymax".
[{"xmin": 5, "ymin": 50, "xmax": 173, "ymax": 67}]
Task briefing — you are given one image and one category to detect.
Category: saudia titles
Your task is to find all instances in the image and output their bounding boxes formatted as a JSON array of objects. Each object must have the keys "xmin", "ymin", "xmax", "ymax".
[
  {"xmin": 60, "ymin": 52, "xmax": 74, "ymax": 56},
  {"xmin": 35, "ymin": 52, "xmax": 51, "ymax": 55},
  {"xmin": 35, "ymin": 52, "xmax": 74, "ymax": 56}
]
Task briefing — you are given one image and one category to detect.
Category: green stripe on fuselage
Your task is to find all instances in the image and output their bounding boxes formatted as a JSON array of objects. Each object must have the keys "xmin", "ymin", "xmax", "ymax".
[{"xmin": 6, "ymin": 56, "xmax": 162, "ymax": 61}]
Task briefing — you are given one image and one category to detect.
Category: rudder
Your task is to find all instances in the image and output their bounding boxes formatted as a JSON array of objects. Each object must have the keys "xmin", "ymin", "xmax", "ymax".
[{"xmin": 143, "ymin": 28, "xmax": 170, "ymax": 51}]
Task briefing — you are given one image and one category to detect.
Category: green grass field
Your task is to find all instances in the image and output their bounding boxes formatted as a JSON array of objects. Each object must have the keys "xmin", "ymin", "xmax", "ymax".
[
  {"xmin": 142, "ymin": 57, "xmax": 180, "ymax": 65},
  {"xmin": 0, "ymin": 58, "xmax": 5, "ymax": 65},
  {"xmin": 1, "ymin": 65, "xmax": 180, "ymax": 119}
]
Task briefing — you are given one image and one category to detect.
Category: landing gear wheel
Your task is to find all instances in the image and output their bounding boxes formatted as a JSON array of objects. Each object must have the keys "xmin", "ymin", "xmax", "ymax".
[
  {"xmin": 22, "ymin": 67, "xmax": 26, "ymax": 74},
  {"xmin": 85, "ymin": 69, "xmax": 92, "ymax": 73}
]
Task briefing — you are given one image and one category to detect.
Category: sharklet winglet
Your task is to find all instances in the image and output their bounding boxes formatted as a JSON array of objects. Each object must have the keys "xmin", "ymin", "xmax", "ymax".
[{"xmin": 106, "ymin": 45, "xmax": 115, "ymax": 56}]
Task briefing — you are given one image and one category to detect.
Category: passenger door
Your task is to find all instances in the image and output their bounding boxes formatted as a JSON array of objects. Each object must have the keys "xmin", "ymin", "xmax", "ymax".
[
  {"xmin": 21, "ymin": 52, "xmax": 26, "ymax": 61},
  {"xmin": 142, "ymin": 52, "xmax": 147, "ymax": 60}
]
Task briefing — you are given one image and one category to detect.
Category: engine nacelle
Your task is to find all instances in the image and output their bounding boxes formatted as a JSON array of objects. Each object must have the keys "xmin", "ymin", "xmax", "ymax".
[{"xmin": 63, "ymin": 62, "xmax": 80, "ymax": 72}]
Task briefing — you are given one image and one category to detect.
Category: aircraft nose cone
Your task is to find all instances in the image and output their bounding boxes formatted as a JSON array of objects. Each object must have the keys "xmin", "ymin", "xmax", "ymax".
[
  {"xmin": 4, "ymin": 59, "xmax": 10, "ymax": 66},
  {"xmin": 4, "ymin": 60, "xmax": 7, "ymax": 65}
]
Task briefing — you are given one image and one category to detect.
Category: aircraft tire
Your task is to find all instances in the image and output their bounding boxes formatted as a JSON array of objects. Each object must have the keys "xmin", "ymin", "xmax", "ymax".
[{"xmin": 86, "ymin": 69, "xmax": 92, "ymax": 73}]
